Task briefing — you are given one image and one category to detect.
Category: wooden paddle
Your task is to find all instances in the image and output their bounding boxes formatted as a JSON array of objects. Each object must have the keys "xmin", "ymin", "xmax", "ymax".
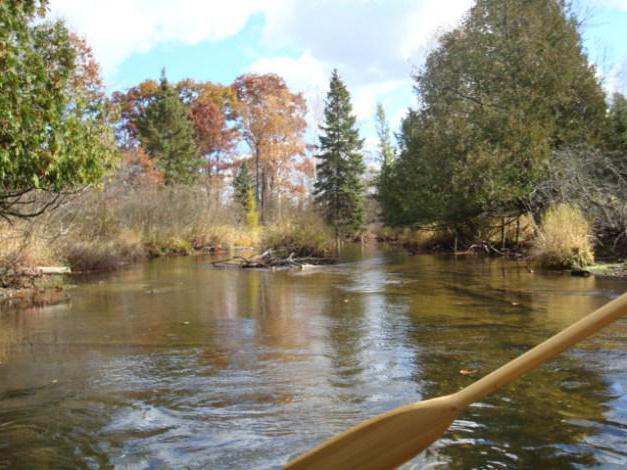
[{"xmin": 285, "ymin": 291, "xmax": 627, "ymax": 470}]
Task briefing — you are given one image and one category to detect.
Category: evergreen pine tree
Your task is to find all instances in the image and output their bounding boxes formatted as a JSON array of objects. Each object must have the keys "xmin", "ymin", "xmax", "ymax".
[
  {"xmin": 233, "ymin": 163, "xmax": 254, "ymax": 210},
  {"xmin": 137, "ymin": 69, "xmax": 200, "ymax": 184},
  {"xmin": 314, "ymin": 70, "xmax": 366, "ymax": 241}
]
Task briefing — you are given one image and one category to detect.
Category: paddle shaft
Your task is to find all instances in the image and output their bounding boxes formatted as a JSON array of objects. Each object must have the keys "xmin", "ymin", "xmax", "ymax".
[{"xmin": 454, "ymin": 292, "xmax": 627, "ymax": 407}]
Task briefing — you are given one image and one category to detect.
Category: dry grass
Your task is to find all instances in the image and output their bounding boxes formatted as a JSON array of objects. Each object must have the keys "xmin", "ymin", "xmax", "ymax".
[
  {"xmin": 56, "ymin": 184, "xmax": 250, "ymax": 260},
  {"xmin": 62, "ymin": 230, "xmax": 145, "ymax": 272},
  {"xmin": 263, "ymin": 214, "xmax": 333, "ymax": 258},
  {"xmin": 0, "ymin": 222, "xmax": 58, "ymax": 269},
  {"xmin": 0, "ymin": 221, "xmax": 60, "ymax": 287},
  {"xmin": 533, "ymin": 204, "xmax": 595, "ymax": 269},
  {"xmin": 1, "ymin": 184, "xmax": 335, "ymax": 276},
  {"xmin": 192, "ymin": 225, "xmax": 260, "ymax": 251}
]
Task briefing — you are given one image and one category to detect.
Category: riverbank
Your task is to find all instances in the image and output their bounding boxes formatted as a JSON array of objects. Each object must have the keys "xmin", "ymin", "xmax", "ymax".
[
  {"xmin": 589, "ymin": 262, "xmax": 627, "ymax": 278},
  {"xmin": 0, "ymin": 207, "xmax": 334, "ymax": 305},
  {"xmin": 371, "ymin": 207, "xmax": 626, "ymax": 276}
]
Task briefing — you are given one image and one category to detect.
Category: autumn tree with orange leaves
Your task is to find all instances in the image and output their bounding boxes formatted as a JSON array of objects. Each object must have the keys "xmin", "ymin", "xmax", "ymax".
[
  {"xmin": 112, "ymin": 78, "xmax": 238, "ymax": 188},
  {"xmin": 232, "ymin": 74, "xmax": 310, "ymax": 221}
]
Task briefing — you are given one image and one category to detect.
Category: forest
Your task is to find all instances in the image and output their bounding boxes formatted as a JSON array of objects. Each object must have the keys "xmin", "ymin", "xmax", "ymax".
[{"xmin": 2, "ymin": 0, "xmax": 627, "ymax": 288}]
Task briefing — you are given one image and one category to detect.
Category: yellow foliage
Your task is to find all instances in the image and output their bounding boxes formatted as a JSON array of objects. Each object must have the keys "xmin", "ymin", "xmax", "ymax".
[
  {"xmin": 246, "ymin": 189, "xmax": 259, "ymax": 229},
  {"xmin": 533, "ymin": 204, "xmax": 594, "ymax": 269},
  {"xmin": 264, "ymin": 216, "xmax": 333, "ymax": 257}
]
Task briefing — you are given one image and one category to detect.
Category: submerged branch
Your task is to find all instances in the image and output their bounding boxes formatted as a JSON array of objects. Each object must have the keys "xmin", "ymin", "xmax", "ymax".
[{"xmin": 212, "ymin": 249, "xmax": 334, "ymax": 270}]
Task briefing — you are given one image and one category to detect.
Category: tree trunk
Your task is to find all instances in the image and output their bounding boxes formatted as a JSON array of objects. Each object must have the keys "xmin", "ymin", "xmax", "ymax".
[
  {"xmin": 501, "ymin": 216, "xmax": 506, "ymax": 250},
  {"xmin": 260, "ymin": 171, "xmax": 271, "ymax": 224},
  {"xmin": 255, "ymin": 146, "xmax": 261, "ymax": 210},
  {"xmin": 515, "ymin": 216, "xmax": 520, "ymax": 248}
]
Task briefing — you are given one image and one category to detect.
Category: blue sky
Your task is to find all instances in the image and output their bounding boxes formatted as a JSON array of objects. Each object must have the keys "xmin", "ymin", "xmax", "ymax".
[{"xmin": 50, "ymin": 0, "xmax": 627, "ymax": 156}]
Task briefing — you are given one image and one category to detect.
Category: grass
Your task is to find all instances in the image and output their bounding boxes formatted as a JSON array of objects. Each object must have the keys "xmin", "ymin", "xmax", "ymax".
[
  {"xmin": 1, "ymin": 183, "xmax": 336, "ymax": 278},
  {"xmin": 533, "ymin": 204, "xmax": 595, "ymax": 269},
  {"xmin": 0, "ymin": 222, "xmax": 58, "ymax": 287},
  {"xmin": 62, "ymin": 231, "xmax": 146, "ymax": 272},
  {"xmin": 191, "ymin": 225, "xmax": 260, "ymax": 252},
  {"xmin": 263, "ymin": 215, "xmax": 333, "ymax": 258}
]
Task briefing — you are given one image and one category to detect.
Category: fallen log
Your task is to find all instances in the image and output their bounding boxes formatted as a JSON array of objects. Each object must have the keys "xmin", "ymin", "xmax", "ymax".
[
  {"xmin": 212, "ymin": 249, "xmax": 334, "ymax": 270},
  {"xmin": 37, "ymin": 266, "xmax": 72, "ymax": 275}
]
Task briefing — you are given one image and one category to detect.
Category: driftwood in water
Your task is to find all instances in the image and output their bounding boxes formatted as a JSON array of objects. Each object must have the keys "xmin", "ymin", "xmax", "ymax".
[
  {"xmin": 38, "ymin": 266, "xmax": 72, "ymax": 275},
  {"xmin": 212, "ymin": 249, "xmax": 333, "ymax": 270}
]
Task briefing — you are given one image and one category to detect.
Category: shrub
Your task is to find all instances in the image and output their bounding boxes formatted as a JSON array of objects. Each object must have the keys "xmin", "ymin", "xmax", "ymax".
[
  {"xmin": 263, "ymin": 215, "xmax": 333, "ymax": 258},
  {"xmin": 191, "ymin": 225, "xmax": 260, "ymax": 251},
  {"xmin": 63, "ymin": 232, "xmax": 145, "ymax": 272},
  {"xmin": 483, "ymin": 213, "xmax": 537, "ymax": 248},
  {"xmin": 0, "ymin": 223, "xmax": 56, "ymax": 269},
  {"xmin": 533, "ymin": 204, "xmax": 594, "ymax": 269}
]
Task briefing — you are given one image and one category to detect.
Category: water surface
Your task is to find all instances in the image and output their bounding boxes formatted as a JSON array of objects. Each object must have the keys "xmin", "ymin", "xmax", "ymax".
[{"xmin": 1, "ymin": 246, "xmax": 626, "ymax": 468}]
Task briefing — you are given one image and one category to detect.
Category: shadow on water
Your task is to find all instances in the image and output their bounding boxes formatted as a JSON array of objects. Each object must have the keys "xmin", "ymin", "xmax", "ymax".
[{"xmin": 0, "ymin": 245, "xmax": 626, "ymax": 468}]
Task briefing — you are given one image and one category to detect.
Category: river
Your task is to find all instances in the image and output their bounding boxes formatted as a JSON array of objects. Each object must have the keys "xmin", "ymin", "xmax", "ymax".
[{"xmin": 1, "ymin": 245, "xmax": 626, "ymax": 468}]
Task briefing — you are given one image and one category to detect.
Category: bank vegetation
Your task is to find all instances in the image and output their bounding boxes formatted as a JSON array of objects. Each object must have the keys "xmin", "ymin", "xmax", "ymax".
[{"xmin": 3, "ymin": 0, "xmax": 627, "ymax": 292}]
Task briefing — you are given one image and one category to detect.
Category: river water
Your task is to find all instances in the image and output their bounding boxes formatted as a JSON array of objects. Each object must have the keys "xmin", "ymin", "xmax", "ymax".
[{"xmin": 1, "ymin": 245, "xmax": 626, "ymax": 469}]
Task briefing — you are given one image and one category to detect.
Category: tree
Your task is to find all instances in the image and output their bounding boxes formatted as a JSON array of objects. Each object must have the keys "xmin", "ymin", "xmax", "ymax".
[
  {"xmin": 233, "ymin": 162, "xmax": 254, "ymax": 210},
  {"xmin": 608, "ymin": 92, "xmax": 627, "ymax": 155},
  {"xmin": 136, "ymin": 70, "xmax": 201, "ymax": 185},
  {"xmin": 375, "ymin": 103, "xmax": 395, "ymax": 168},
  {"xmin": 113, "ymin": 78, "xmax": 238, "ymax": 189},
  {"xmin": 119, "ymin": 147, "xmax": 164, "ymax": 186},
  {"xmin": 314, "ymin": 70, "xmax": 366, "ymax": 242},
  {"xmin": 388, "ymin": 0, "xmax": 607, "ymax": 233},
  {"xmin": 172, "ymin": 79, "xmax": 239, "ymax": 191},
  {"xmin": 530, "ymin": 146, "xmax": 627, "ymax": 254},
  {"xmin": 232, "ymin": 162, "xmax": 258, "ymax": 228},
  {"xmin": 112, "ymin": 79, "xmax": 161, "ymax": 148},
  {"xmin": 374, "ymin": 103, "xmax": 396, "ymax": 223},
  {"xmin": 232, "ymin": 74, "xmax": 308, "ymax": 220},
  {"xmin": 0, "ymin": 0, "xmax": 116, "ymax": 220}
]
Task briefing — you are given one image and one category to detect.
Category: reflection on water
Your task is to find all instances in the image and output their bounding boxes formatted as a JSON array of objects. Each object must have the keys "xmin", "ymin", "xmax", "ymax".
[{"xmin": 1, "ymin": 245, "xmax": 626, "ymax": 468}]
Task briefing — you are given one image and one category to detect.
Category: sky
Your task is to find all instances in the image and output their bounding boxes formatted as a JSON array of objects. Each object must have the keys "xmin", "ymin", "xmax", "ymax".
[{"xmin": 49, "ymin": 0, "xmax": 627, "ymax": 157}]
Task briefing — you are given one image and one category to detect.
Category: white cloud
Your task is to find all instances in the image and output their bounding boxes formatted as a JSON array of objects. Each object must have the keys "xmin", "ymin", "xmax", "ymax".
[
  {"xmin": 49, "ymin": 0, "xmax": 278, "ymax": 81},
  {"xmin": 352, "ymin": 79, "xmax": 412, "ymax": 122},
  {"xmin": 50, "ymin": 0, "xmax": 473, "ymax": 88},
  {"xmin": 250, "ymin": 51, "xmax": 330, "ymax": 96},
  {"xmin": 49, "ymin": 0, "xmax": 476, "ymax": 155},
  {"xmin": 261, "ymin": 0, "xmax": 472, "ymax": 86},
  {"xmin": 250, "ymin": 52, "xmax": 330, "ymax": 129},
  {"xmin": 604, "ymin": 59, "xmax": 627, "ymax": 95},
  {"xmin": 594, "ymin": 0, "xmax": 627, "ymax": 11},
  {"xmin": 249, "ymin": 1, "xmax": 472, "ymax": 137},
  {"xmin": 250, "ymin": 51, "xmax": 413, "ymax": 137}
]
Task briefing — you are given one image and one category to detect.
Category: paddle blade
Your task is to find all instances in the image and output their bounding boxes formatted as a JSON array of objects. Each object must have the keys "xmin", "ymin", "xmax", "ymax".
[{"xmin": 284, "ymin": 395, "xmax": 460, "ymax": 470}]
